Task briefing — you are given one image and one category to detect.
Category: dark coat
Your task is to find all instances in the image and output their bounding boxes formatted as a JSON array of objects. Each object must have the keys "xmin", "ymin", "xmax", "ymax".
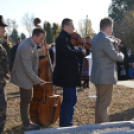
[
  {"xmin": 49, "ymin": 47, "xmax": 54, "ymax": 64},
  {"xmin": 126, "ymin": 54, "xmax": 134, "ymax": 66},
  {"xmin": 12, "ymin": 44, "xmax": 19, "ymax": 62},
  {"xmin": 53, "ymin": 30, "xmax": 84, "ymax": 87},
  {"xmin": 126, "ymin": 53, "xmax": 134, "ymax": 78},
  {"xmin": 117, "ymin": 46, "xmax": 127, "ymax": 80}
]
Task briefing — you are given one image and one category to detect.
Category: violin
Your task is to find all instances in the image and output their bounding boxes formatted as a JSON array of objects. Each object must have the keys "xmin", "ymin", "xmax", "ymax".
[
  {"xmin": 107, "ymin": 36, "xmax": 119, "ymax": 44},
  {"xmin": 107, "ymin": 36, "xmax": 120, "ymax": 52},
  {"xmin": 70, "ymin": 32, "xmax": 91, "ymax": 50}
]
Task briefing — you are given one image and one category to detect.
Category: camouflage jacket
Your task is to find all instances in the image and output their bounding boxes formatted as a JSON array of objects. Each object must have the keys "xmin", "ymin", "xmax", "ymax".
[
  {"xmin": 2, "ymin": 42, "xmax": 13, "ymax": 72},
  {"xmin": 0, "ymin": 44, "xmax": 8, "ymax": 83}
]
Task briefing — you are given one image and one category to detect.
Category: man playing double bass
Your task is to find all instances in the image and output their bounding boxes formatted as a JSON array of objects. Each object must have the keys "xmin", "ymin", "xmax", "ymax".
[
  {"xmin": 53, "ymin": 18, "xmax": 88, "ymax": 127},
  {"xmin": 11, "ymin": 28, "xmax": 48, "ymax": 130}
]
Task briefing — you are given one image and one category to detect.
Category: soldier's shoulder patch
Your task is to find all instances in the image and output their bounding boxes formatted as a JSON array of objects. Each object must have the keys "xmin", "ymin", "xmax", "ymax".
[
  {"xmin": 0, "ymin": 44, "xmax": 5, "ymax": 49},
  {"xmin": 0, "ymin": 44, "xmax": 3, "ymax": 50},
  {"xmin": 0, "ymin": 44, "xmax": 6, "ymax": 53}
]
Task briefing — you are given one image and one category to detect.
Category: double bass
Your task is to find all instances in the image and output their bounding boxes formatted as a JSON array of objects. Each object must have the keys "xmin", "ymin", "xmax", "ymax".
[{"xmin": 30, "ymin": 18, "xmax": 61, "ymax": 126}]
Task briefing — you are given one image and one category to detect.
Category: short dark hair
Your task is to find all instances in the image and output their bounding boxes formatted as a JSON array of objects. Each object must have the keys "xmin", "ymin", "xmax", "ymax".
[
  {"xmin": 15, "ymin": 38, "xmax": 20, "ymax": 44},
  {"xmin": 86, "ymin": 36, "xmax": 91, "ymax": 39},
  {"xmin": 127, "ymin": 48, "xmax": 131, "ymax": 51},
  {"xmin": 100, "ymin": 18, "xmax": 113, "ymax": 30},
  {"xmin": 32, "ymin": 28, "xmax": 46, "ymax": 37},
  {"xmin": 120, "ymin": 41, "xmax": 125, "ymax": 45},
  {"xmin": 62, "ymin": 18, "xmax": 72, "ymax": 29}
]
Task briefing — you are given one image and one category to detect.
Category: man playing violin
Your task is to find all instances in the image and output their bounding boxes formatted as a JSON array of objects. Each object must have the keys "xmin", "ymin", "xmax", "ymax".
[
  {"xmin": 91, "ymin": 17, "xmax": 124, "ymax": 123},
  {"xmin": 53, "ymin": 18, "xmax": 87, "ymax": 127}
]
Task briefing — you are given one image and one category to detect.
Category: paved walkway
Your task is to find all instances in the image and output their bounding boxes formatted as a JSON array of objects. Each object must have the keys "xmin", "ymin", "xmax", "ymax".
[{"xmin": 117, "ymin": 80, "xmax": 134, "ymax": 88}]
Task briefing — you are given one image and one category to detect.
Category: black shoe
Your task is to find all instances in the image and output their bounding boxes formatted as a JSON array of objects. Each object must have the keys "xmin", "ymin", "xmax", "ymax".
[{"xmin": 23, "ymin": 123, "xmax": 40, "ymax": 131}]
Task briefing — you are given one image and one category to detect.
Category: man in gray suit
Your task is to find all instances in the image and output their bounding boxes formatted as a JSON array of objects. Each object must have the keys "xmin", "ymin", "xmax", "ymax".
[
  {"xmin": 91, "ymin": 18, "xmax": 124, "ymax": 123},
  {"xmin": 11, "ymin": 28, "xmax": 46, "ymax": 130}
]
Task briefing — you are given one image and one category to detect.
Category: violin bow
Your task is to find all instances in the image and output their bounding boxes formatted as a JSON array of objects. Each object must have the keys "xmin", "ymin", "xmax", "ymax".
[{"xmin": 83, "ymin": 15, "xmax": 88, "ymax": 49}]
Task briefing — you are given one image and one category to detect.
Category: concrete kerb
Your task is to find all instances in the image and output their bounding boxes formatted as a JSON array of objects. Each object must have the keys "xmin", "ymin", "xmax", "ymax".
[
  {"xmin": 25, "ymin": 121, "xmax": 134, "ymax": 134},
  {"xmin": 117, "ymin": 81, "xmax": 134, "ymax": 88}
]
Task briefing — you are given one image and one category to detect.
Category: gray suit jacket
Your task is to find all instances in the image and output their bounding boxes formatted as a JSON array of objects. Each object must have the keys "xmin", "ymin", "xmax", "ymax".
[
  {"xmin": 91, "ymin": 32, "xmax": 124, "ymax": 84},
  {"xmin": 11, "ymin": 38, "xmax": 41, "ymax": 89}
]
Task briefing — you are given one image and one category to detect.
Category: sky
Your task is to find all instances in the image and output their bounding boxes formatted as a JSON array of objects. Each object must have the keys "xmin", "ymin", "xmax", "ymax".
[{"xmin": 0, "ymin": 0, "xmax": 111, "ymax": 37}]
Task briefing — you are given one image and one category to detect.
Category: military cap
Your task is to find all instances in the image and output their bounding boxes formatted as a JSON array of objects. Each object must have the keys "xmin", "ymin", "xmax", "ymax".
[{"xmin": 0, "ymin": 15, "xmax": 8, "ymax": 27}]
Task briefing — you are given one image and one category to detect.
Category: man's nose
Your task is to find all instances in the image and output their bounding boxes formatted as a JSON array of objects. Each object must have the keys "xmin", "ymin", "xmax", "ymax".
[
  {"xmin": 3, "ymin": 29, "xmax": 6, "ymax": 33},
  {"xmin": 42, "ymin": 40, "xmax": 44, "ymax": 44}
]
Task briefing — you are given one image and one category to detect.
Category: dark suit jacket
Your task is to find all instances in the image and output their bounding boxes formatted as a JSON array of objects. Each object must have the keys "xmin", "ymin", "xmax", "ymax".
[
  {"xmin": 12, "ymin": 44, "xmax": 19, "ymax": 62},
  {"xmin": 126, "ymin": 54, "xmax": 134, "ymax": 66},
  {"xmin": 49, "ymin": 47, "xmax": 54, "ymax": 64},
  {"xmin": 53, "ymin": 30, "xmax": 84, "ymax": 87}
]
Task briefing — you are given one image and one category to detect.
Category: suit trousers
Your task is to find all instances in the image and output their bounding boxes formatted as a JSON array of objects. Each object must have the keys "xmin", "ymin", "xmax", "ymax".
[
  {"xmin": 60, "ymin": 87, "xmax": 77, "ymax": 127},
  {"xmin": 94, "ymin": 84, "xmax": 113, "ymax": 123},
  {"xmin": 19, "ymin": 88, "xmax": 32, "ymax": 127}
]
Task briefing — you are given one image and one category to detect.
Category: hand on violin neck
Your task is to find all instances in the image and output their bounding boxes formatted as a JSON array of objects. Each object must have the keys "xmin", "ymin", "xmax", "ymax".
[
  {"xmin": 117, "ymin": 38, "xmax": 121, "ymax": 45},
  {"xmin": 82, "ymin": 48, "xmax": 87, "ymax": 56},
  {"xmin": 45, "ymin": 44, "xmax": 50, "ymax": 50}
]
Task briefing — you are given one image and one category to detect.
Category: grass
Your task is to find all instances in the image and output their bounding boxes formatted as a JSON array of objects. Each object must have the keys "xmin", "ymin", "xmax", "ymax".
[{"xmin": 2, "ymin": 82, "xmax": 134, "ymax": 134}]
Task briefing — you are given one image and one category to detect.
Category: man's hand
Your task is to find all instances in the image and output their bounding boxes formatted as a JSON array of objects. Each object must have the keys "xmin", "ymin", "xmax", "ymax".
[
  {"xmin": 45, "ymin": 44, "xmax": 50, "ymax": 50},
  {"xmin": 82, "ymin": 48, "xmax": 87, "ymax": 56},
  {"xmin": 117, "ymin": 38, "xmax": 121, "ymax": 45},
  {"xmin": 39, "ymin": 79, "xmax": 46, "ymax": 87}
]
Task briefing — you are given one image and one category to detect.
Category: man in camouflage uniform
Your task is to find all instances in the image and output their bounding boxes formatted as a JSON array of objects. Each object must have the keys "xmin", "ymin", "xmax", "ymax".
[
  {"xmin": 0, "ymin": 15, "xmax": 8, "ymax": 133},
  {"xmin": 2, "ymin": 36, "xmax": 13, "ymax": 72}
]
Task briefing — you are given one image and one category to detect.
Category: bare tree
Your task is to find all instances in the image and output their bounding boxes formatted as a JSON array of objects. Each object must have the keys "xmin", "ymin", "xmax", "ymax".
[
  {"xmin": 5, "ymin": 19, "xmax": 18, "ymax": 34},
  {"xmin": 78, "ymin": 19, "xmax": 84, "ymax": 37},
  {"xmin": 78, "ymin": 18, "xmax": 94, "ymax": 37},
  {"xmin": 22, "ymin": 13, "xmax": 35, "ymax": 36}
]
